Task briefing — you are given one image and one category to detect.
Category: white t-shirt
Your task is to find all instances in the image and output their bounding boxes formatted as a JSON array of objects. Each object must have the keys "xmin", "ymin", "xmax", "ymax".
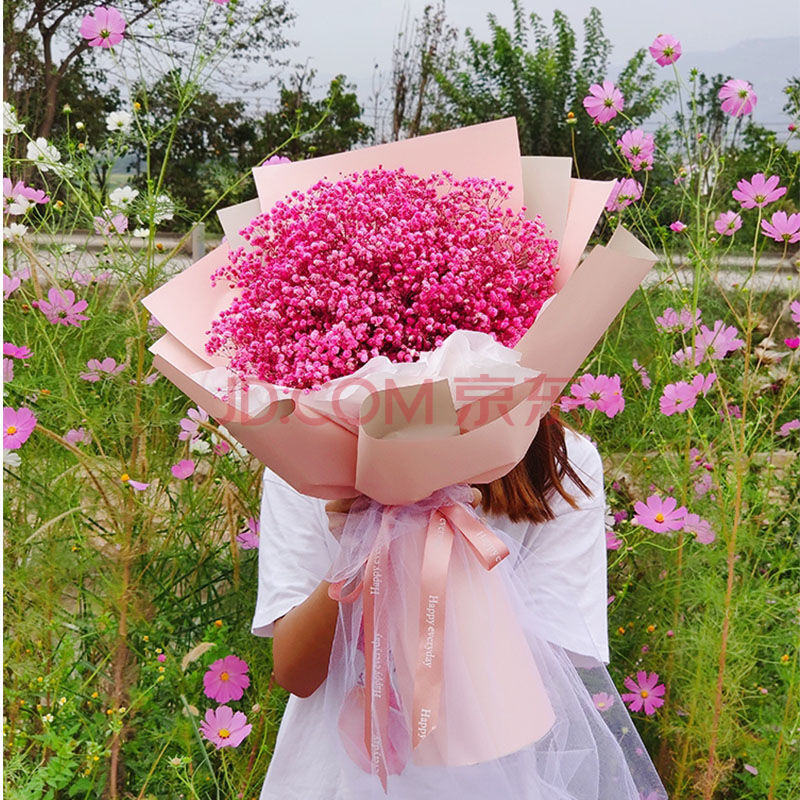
[{"xmin": 252, "ymin": 428, "xmax": 608, "ymax": 800}]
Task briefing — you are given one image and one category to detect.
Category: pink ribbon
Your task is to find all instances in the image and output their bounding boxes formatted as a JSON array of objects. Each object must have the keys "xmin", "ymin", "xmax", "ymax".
[
  {"xmin": 411, "ymin": 503, "xmax": 509, "ymax": 752},
  {"xmin": 330, "ymin": 500, "xmax": 510, "ymax": 791}
]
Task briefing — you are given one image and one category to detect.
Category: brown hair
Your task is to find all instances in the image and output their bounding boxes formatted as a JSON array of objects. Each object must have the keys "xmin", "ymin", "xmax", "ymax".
[{"xmin": 476, "ymin": 411, "xmax": 591, "ymax": 524}]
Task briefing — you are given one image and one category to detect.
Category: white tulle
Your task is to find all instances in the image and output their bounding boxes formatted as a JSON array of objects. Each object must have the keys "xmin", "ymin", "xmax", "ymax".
[{"xmin": 318, "ymin": 486, "xmax": 668, "ymax": 800}]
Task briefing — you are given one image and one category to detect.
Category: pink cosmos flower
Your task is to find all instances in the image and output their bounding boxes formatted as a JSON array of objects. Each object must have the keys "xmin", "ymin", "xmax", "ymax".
[
  {"xmin": 79, "ymin": 6, "xmax": 126, "ymax": 48},
  {"xmin": 792, "ymin": 301, "xmax": 800, "ymax": 327},
  {"xmin": 3, "ymin": 359, "xmax": 13, "ymax": 382},
  {"xmin": 583, "ymin": 81, "xmax": 624, "ymax": 123},
  {"xmin": 3, "ymin": 274, "xmax": 21, "ymax": 299},
  {"xmin": 785, "ymin": 337, "xmax": 800, "ymax": 349},
  {"xmin": 621, "ymin": 671, "xmax": 666, "ymax": 715},
  {"xmin": 93, "ymin": 211, "xmax": 128, "ymax": 236},
  {"xmin": 718, "ymin": 79, "xmax": 757, "ymax": 117},
  {"xmin": 263, "ymin": 155, "xmax": 291, "ymax": 165},
  {"xmin": 203, "ymin": 655, "xmax": 250, "ymax": 703},
  {"xmin": 37, "ymin": 287, "xmax": 89, "ymax": 327},
  {"xmin": 171, "ymin": 459, "xmax": 195, "ymax": 479},
  {"xmin": 199, "ymin": 705, "xmax": 252, "ymax": 749},
  {"xmin": 690, "ymin": 371, "xmax": 716, "ymax": 396},
  {"xmin": 659, "ymin": 381, "xmax": 698, "ymax": 416},
  {"xmin": 67, "ymin": 269, "xmax": 112, "ymax": 286},
  {"xmin": 617, "ymin": 129, "xmax": 655, "ymax": 171},
  {"xmin": 605, "ymin": 529, "xmax": 622, "ymax": 550},
  {"xmin": 605, "ymin": 178, "xmax": 643, "ymax": 212},
  {"xmin": 4, "ymin": 343, "xmax": 32, "ymax": 359},
  {"xmin": 778, "ymin": 419, "xmax": 800, "ymax": 437},
  {"xmin": 564, "ymin": 373, "xmax": 625, "ymax": 418},
  {"xmin": 633, "ymin": 494, "xmax": 687, "ymax": 533},
  {"xmin": 761, "ymin": 211, "xmax": 800, "ymax": 244},
  {"xmin": 592, "ymin": 692, "xmax": 615, "ymax": 711},
  {"xmin": 211, "ymin": 0, "xmax": 230, "ymax": 5},
  {"xmin": 121, "ymin": 473, "xmax": 149, "ymax": 490},
  {"xmin": 236, "ymin": 517, "xmax": 260, "ymax": 549},
  {"xmin": 632, "ymin": 358, "xmax": 651, "ymax": 389},
  {"xmin": 129, "ymin": 372, "xmax": 160, "ymax": 387},
  {"xmin": 3, "ymin": 178, "xmax": 49, "ymax": 214},
  {"xmin": 669, "ymin": 221, "xmax": 687, "ymax": 233},
  {"xmin": 731, "ymin": 173, "xmax": 787, "ymax": 209},
  {"xmin": 3, "ymin": 406, "xmax": 37, "ymax": 449},
  {"xmin": 720, "ymin": 403, "xmax": 742, "ymax": 421},
  {"xmin": 713, "ymin": 211, "xmax": 742, "ymax": 236},
  {"xmin": 80, "ymin": 357, "xmax": 125, "ymax": 382},
  {"xmin": 743, "ymin": 764, "xmax": 758, "ymax": 776},
  {"xmin": 157, "ymin": 653, "xmax": 167, "ymax": 663},
  {"xmin": 694, "ymin": 472, "xmax": 712, "ymax": 498},
  {"xmin": 683, "ymin": 512, "xmax": 715, "ymax": 544},
  {"xmin": 649, "ymin": 34, "xmax": 681, "ymax": 66},
  {"xmin": 672, "ymin": 320, "xmax": 745, "ymax": 365},
  {"xmin": 655, "ymin": 306, "xmax": 701, "ymax": 333},
  {"xmin": 64, "ymin": 427, "xmax": 91, "ymax": 445},
  {"xmin": 178, "ymin": 407, "xmax": 209, "ymax": 441}
]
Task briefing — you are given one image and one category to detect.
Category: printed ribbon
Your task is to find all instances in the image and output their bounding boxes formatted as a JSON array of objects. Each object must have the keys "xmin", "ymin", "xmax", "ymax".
[{"xmin": 330, "ymin": 500, "xmax": 510, "ymax": 792}]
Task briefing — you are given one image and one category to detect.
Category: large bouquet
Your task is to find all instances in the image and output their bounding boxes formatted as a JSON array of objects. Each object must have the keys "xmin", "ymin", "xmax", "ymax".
[{"xmin": 143, "ymin": 118, "xmax": 666, "ymax": 798}]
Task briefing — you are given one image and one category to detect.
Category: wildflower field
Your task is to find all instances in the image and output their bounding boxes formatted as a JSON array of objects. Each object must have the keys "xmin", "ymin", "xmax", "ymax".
[{"xmin": 3, "ymin": 3, "xmax": 799, "ymax": 798}]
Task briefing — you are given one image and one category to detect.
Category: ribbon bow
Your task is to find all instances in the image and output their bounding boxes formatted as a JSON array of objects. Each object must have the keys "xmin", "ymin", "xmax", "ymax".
[{"xmin": 329, "ymin": 499, "xmax": 510, "ymax": 791}]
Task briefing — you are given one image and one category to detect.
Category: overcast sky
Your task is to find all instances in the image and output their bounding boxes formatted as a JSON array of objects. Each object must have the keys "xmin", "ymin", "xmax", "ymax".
[
  {"xmin": 284, "ymin": 0, "xmax": 798, "ymax": 78},
  {"xmin": 270, "ymin": 0, "xmax": 799, "ymax": 124}
]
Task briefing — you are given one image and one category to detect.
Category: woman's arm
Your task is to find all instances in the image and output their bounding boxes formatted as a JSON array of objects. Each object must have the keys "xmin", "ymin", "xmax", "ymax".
[
  {"xmin": 272, "ymin": 579, "xmax": 339, "ymax": 698},
  {"xmin": 271, "ymin": 489, "xmax": 482, "ymax": 697},
  {"xmin": 271, "ymin": 496, "xmax": 356, "ymax": 698}
]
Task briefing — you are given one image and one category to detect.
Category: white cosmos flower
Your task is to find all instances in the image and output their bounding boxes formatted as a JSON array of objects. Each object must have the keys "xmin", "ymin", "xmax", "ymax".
[
  {"xmin": 3, "ymin": 449, "xmax": 22, "ymax": 468},
  {"xmin": 188, "ymin": 437, "xmax": 211, "ymax": 455},
  {"xmin": 106, "ymin": 110, "xmax": 132, "ymax": 133},
  {"xmin": 3, "ymin": 223, "xmax": 28, "ymax": 240},
  {"xmin": 3, "ymin": 102, "xmax": 24, "ymax": 134},
  {"xmin": 8, "ymin": 195, "xmax": 31, "ymax": 216},
  {"xmin": 212, "ymin": 426, "xmax": 248, "ymax": 461},
  {"xmin": 109, "ymin": 186, "xmax": 139, "ymax": 207},
  {"xmin": 152, "ymin": 194, "xmax": 175, "ymax": 225},
  {"xmin": 26, "ymin": 137, "xmax": 62, "ymax": 172},
  {"xmin": 132, "ymin": 227, "xmax": 149, "ymax": 238}
]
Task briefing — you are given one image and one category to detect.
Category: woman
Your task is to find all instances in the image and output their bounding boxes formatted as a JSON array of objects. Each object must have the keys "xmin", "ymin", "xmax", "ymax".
[{"xmin": 251, "ymin": 412, "xmax": 665, "ymax": 799}]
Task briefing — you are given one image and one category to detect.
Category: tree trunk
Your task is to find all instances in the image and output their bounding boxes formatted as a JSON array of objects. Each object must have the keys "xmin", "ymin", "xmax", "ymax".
[{"xmin": 37, "ymin": 70, "xmax": 60, "ymax": 140}]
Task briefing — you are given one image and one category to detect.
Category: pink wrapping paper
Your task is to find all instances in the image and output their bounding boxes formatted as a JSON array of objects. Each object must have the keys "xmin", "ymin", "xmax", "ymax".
[
  {"xmin": 141, "ymin": 118, "xmax": 657, "ymax": 785},
  {"xmin": 143, "ymin": 118, "xmax": 655, "ymax": 504}
]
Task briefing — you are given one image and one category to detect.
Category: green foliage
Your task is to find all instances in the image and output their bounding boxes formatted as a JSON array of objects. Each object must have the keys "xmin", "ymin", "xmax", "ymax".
[
  {"xmin": 430, "ymin": 2, "xmax": 672, "ymax": 176},
  {"xmin": 3, "ymin": 0, "xmax": 295, "ymax": 142},
  {"xmin": 4, "ymin": 7, "xmax": 800, "ymax": 800},
  {"xmin": 250, "ymin": 72, "xmax": 372, "ymax": 163},
  {"xmin": 129, "ymin": 70, "xmax": 259, "ymax": 221},
  {"xmin": 596, "ymin": 69, "xmax": 800, "ymax": 251}
]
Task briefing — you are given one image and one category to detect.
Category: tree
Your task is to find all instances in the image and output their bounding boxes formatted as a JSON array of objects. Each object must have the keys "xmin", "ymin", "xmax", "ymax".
[
  {"xmin": 128, "ymin": 69, "xmax": 258, "ymax": 221},
  {"xmin": 125, "ymin": 69, "xmax": 372, "ymax": 223},
  {"xmin": 3, "ymin": 0, "xmax": 294, "ymax": 143},
  {"xmin": 388, "ymin": 1, "xmax": 457, "ymax": 141},
  {"xmin": 430, "ymin": 2, "xmax": 670, "ymax": 177},
  {"xmin": 249, "ymin": 71, "xmax": 372, "ymax": 163}
]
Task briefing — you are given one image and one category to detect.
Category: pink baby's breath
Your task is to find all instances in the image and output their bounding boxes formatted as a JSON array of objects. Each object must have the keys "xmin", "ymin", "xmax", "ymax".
[{"xmin": 207, "ymin": 168, "xmax": 559, "ymax": 389}]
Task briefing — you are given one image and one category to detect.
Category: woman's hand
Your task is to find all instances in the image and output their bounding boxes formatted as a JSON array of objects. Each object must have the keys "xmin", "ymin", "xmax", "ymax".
[
  {"xmin": 324, "ymin": 496, "xmax": 360, "ymax": 540},
  {"xmin": 469, "ymin": 487, "xmax": 482, "ymax": 509},
  {"xmin": 325, "ymin": 489, "xmax": 482, "ymax": 540},
  {"xmin": 274, "ymin": 487, "xmax": 483, "ymax": 697}
]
